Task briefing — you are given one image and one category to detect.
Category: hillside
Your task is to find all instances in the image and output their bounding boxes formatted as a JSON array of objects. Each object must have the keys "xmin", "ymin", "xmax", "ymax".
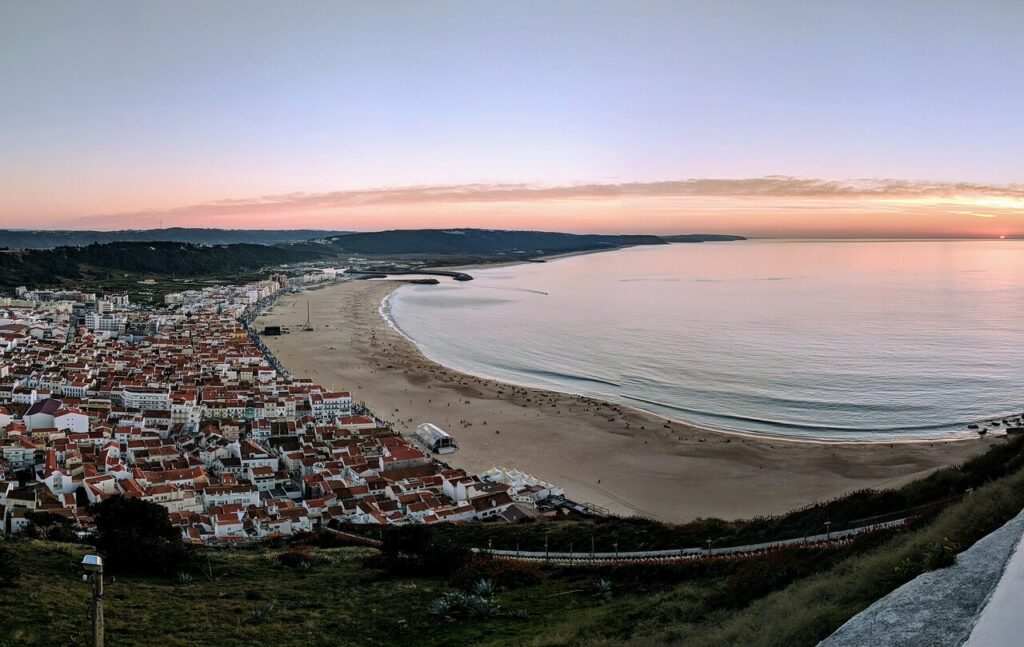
[
  {"xmin": 0, "ymin": 241, "xmax": 325, "ymax": 289},
  {"xmin": 661, "ymin": 234, "xmax": 747, "ymax": 242},
  {"xmin": 0, "ymin": 229, "xmax": 747, "ymax": 295},
  {"xmin": 0, "ymin": 228, "xmax": 351, "ymax": 250},
  {"xmin": 325, "ymin": 229, "xmax": 671, "ymax": 256},
  {"xmin": 4, "ymin": 437, "xmax": 1024, "ymax": 646}
]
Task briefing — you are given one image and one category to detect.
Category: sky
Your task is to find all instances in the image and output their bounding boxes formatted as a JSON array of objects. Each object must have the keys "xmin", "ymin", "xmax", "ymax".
[{"xmin": 1, "ymin": 1, "xmax": 1022, "ymax": 237}]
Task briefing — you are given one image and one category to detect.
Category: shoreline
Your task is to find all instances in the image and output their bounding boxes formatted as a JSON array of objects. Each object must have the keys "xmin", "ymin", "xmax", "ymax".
[
  {"xmin": 380, "ymin": 284, "xmax": 993, "ymax": 447},
  {"xmin": 256, "ymin": 278, "xmax": 996, "ymax": 522},
  {"xmin": 398, "ymin": 248, "xmax": 1013, "ymax": 446}
]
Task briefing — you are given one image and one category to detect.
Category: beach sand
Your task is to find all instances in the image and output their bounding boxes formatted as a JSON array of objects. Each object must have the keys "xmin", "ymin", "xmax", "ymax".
[{"xmin": 256, "ymin": 279, "xmax": 995, "ymax": 523}]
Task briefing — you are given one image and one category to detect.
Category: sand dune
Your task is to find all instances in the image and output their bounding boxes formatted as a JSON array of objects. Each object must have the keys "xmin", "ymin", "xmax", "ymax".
[{"xmin": 255, "ymin": 279, "xmax": 993, "ymax": 523}]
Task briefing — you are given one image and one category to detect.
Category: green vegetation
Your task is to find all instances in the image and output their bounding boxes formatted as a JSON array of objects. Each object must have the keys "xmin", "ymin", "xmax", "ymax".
[
  {"xmin": 0, "ymin": 241, "xmax": 324, "ymax": 290},
  {"xmin": 0, "ymin": 228, "xmax": 351, "ymax": 250},
  {"xmin": 323, "ymin": 229, "xmax": 678, "ymax": 256},
  {"xmin": 0, "ymin": 229, "xmax": 747, "ymax": 299},
  {"xmin": 22, "ymin": 511, "xmax": 78, "ymax": 543},
  {"xmin": 620, "ymin": 469, "xmax": 1024, "ymax": 646},
  {"xmin": 91, "ymin": 496, "xmax": 194, "ymax": 576},
  {"xmin": 0, "ymin": 539, "xmax": 614, "ymax": 647},
  {"xmin": 3, "ymin": 437, "xmax": 1024, "ymax": 646}
]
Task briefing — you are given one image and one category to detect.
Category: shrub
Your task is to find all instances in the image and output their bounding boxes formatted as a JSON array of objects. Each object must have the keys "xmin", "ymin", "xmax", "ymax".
[
  {"xmin": 288, "ymin": 529, "xmax": 378, "ymax": 549},
  {"xmin": 277, "ymin": 548, "xmax": 318, "ymax": 570},
  {"xmin": 473, "ymin": 578, "xmax": 496, "ymax": 597},
  {"xmin": 367, "ymin": 525, "xmax": 471, "ymax": 577},
  {"xmin": 24, "ymin": 511, "xmax": 79, "ymax": 543},
  {"xmin": 429, "ymin": 591, "xmax": 467, "ymax": 617},
  {"xmin": 428, "ymin": 591, "xmax": 501, "ymax": 619},
  {"xmin": 450, "ymin": 554, "xmax": 544, "ymax": 590},
  {"xmin": 463, "ymin": 594, "xmax": 501, "ymax": 618}
]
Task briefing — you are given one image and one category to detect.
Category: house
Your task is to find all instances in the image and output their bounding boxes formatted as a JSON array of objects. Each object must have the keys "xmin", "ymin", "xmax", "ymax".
[
  {"xmin": 202, "ymin": 484, "xmax": 260, "ymax": 511},
  {"xmin": 54, "ymin": 408, "xmax": 90, "ymax": 434},
  {"xmin": 308, "ymin": 391, "xmax": 352, "ymax": 421},
  {"xmin": 470, "ymin": 491, "xmax": 514, "ymax": 520},
  {"xmin": 24, "ymin": 398, "xmax": 64, "ymax": 431},
  {"xmin": 212, "ymin": 511, "xmax": 245, "ymax": 538},
  {"xmin": 238, "ymin": 440, "xmax": 279, "ymax": 472}
]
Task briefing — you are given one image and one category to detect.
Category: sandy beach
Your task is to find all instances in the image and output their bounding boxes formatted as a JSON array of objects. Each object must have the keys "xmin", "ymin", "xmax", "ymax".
[{"xmin": 255, "ymin": 279, "xmax": 995, "ymax": 523}]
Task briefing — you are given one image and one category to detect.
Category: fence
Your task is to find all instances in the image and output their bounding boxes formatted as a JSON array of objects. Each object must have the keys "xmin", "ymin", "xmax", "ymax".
[{"xmin": 474, "ymin": 518, "xmax": 908, "ymax": 563}]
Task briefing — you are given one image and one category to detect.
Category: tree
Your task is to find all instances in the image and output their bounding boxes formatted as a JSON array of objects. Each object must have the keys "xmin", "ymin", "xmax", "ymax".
[
  {"xmin": 91, "ymin": 496, "xmax": 193, "ymax": 576},
  {"xmin": 371, "ymin": 525, "xmax": 471, "ymax": 577},
  {"xmin": 24, "ymin": 511, "xmax": 78, "ymax": 542}
]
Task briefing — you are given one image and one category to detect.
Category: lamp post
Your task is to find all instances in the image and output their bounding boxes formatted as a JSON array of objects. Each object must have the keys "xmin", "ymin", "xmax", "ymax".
[
  {"xmin": 824, "ymin": 520, "xmax": 832, "ymax": 541},
  {"xmin": 82, "ymin": 555, "xmax": 104, "ymax": 647}
]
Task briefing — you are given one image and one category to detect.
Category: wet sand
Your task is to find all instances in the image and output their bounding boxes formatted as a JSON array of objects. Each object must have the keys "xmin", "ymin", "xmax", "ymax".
[{"xmin": 256, "ymin": 279, "xmax": 996, "ymax": 523}]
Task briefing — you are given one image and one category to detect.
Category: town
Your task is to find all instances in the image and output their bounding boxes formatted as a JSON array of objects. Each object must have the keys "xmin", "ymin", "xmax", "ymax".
[{"xmin": 0, "ymin": 271, "xmax": 570, "ymax": 544}]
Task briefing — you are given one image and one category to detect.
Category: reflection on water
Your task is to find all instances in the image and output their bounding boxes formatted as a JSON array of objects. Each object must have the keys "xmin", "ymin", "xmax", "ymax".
[{"xmin": 387, "ymin": 240, "xmax": 1024, "ymax": 440}]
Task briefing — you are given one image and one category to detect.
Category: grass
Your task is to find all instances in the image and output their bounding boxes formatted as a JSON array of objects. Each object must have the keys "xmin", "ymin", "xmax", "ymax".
[
  {"xmin": 543, "ymin": 466, "xmax": 1024, "ymax": 646},
  {"xmin": 4, "ymin": 437, "xmax": 1024, "ymax": 646},
  {"xmin": 0, "ymin": 541, "xmax": 619, "ymax": 647}
]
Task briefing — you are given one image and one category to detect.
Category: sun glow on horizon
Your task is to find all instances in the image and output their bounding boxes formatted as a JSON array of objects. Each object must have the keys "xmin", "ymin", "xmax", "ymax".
[{"xmin": 877, "ymin": 195, "xmax": 1024, "ymax": 211}]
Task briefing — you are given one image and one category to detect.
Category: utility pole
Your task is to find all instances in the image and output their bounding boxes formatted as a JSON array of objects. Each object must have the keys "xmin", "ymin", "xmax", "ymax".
[{"xmin": 82, "ymin": 555, "xmax": 104, "ymax": 647}]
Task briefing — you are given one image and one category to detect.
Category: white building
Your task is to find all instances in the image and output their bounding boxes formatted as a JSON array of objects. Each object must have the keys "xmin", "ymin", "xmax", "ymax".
[
  {"xmin": 415, "ymin": 423, "xmax": 457, "ymax": 454},
  {"xmin": 308, "ymin": 391, "xmax": 352, "ymax": 421},
  {"xmin": 121, "ymin": 387, "xmax": 172, "ymax": 411},
  {"xmin": 54, "ymin": 409, "xmax": 90, "ymax": 434},
  {"xmin": 84, "ymin": 312, "xmax": 127, "ymax": 334}
]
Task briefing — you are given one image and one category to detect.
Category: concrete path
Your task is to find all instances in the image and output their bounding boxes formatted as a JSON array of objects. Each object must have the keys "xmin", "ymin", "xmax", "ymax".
[
  {"xmin": 964, "ymin": 526, "xmax": 1024, "ymax": 645},
  {"xmin": 820, "ymin": 508, "xmax": 1024, "ymax": 647}
]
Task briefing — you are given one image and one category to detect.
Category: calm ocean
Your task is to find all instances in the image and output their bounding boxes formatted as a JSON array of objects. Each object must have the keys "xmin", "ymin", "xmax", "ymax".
[{"xmin": 385, "ymin": 240, "xmax": 1024, "ymax": 440}]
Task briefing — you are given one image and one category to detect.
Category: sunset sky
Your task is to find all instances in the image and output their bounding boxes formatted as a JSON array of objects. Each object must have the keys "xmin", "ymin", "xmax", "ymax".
[{"xmin": 1, "ymin": 2, "xmax": 1022, "ymax": 237}]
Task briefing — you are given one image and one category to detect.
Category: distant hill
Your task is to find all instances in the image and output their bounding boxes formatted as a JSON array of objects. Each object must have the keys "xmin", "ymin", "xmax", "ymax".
[
  {"xmin": 0, "ymin": 228, "xmax": 351, "ymax": 250},
  {"xmin": 323, "ymin": 229, "xmax": 676, "ymax": 256},
  {"xmin": 0, "ymin": 229, "xmax": 746, "ymax": 292},
  {"xmin": 662, "ymin": 234, "xmax": 747, "ymax": 242},
  {"xmin": 0, "ymin": 241, "xmax": 324, "ymax": 288}
]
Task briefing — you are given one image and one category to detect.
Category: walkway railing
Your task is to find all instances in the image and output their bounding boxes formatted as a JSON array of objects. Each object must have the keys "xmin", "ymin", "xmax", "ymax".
[{"xmin": 473, "ymin": 518, "xmax": 907, "ymax": 563}]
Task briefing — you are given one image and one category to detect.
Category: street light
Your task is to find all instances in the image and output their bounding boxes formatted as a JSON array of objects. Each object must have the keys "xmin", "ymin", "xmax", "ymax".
[
  {"xmin": 824, "ymin": 520, "xmax": 833, "ymax": 541},
  {"xmin": 82, "ymin": 555, "xmax": 104, "ymax": 647}
]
